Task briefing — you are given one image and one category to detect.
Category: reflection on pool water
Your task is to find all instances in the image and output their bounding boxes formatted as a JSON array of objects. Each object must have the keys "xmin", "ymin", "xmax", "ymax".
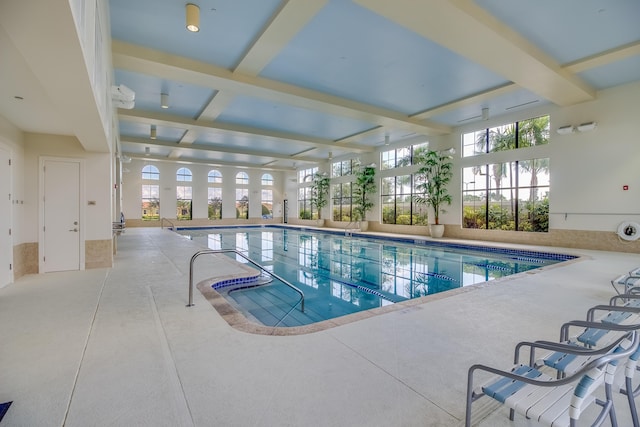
[{"xmin": 177, "ymin": 226, "xmax": 576, "ymax": 327}]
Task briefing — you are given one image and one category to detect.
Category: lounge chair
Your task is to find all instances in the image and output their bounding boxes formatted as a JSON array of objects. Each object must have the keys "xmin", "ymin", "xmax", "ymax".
[
  {"xmin": 611, "ymin": 268, "xmax": 640, "ymax": 295},
  {"xmin": 465, "ymin": 327, "xmax": 639, "ymax": 426}
]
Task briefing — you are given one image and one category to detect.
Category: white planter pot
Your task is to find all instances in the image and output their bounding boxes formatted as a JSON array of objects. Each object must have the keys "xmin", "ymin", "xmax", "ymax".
[
  {"xmin": 429, "ymin": 224, "xmax": 445, "ymax": 238},
  {"xmin": 359, "ymin": 221, "xmax": 369, "ymax": 232},
  {"xmin": 316, "ymin": 219, "xmax": 325, "ymax": 227}
]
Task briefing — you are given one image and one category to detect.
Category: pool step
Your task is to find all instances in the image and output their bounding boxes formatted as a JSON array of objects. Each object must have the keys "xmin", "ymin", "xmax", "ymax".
[{"xmin": 230, "ymin": 284, "xmax": 324, "ymax": 327}]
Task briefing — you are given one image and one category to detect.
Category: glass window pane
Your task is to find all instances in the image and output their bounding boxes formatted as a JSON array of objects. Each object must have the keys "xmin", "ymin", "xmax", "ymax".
[
  {"xmin": 518, "ymin": 115, "xmax": 550, "ymax": 148},
  {"xmin": 176, "ymin": 167, "xmax": 192, "ymax": 182},
  {"xmin": 208, "ymin": 187, "xmax": 222, "ymax": 220},
  {"xmin": 142, "ymin": 165, "xmax": 159, "ymax": 180},
  {"xmin": 488, "ymin": 124, "xmax": 516, "ymax": 152},
  {"xmin": 208, "ymin": 170, "xmax": 222, "ymax": 183}
]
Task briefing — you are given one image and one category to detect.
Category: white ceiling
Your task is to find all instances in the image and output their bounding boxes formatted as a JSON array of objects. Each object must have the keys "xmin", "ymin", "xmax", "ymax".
[{"xmin": 1, "ymin": 0, "xmax": 639, "ymax": 170}]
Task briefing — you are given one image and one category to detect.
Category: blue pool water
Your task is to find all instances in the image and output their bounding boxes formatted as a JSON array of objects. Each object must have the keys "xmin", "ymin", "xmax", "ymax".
[{"xmin": 177, "ymin": 226, "xmax": 576, "ymax": 327}]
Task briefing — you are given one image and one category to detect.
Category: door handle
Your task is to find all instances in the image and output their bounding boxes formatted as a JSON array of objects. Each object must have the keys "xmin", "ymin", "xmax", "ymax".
[{"xmin": 69, "ymin": 228, "xmax": 78, "ymax": 232}]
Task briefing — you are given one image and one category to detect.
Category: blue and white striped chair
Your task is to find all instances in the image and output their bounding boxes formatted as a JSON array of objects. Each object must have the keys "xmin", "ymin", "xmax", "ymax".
[
  {"xmin": 465, "ymin": 324, "xmax": 640, "ymax": 427},
  {"xmin": 611, "ymin": 268, "xmax": 640, "ymax": 295}
]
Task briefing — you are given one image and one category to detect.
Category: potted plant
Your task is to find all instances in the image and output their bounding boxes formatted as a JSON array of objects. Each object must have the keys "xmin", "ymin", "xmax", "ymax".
[
  {"xmin": 310, "ymin": 171, "xmax": 330, "ymax": 226},
  {"xmin": 413, "ymin": 149, "xmax": 453, "ymax": 238},
  {"xmin": 352, "ymin": 162, "xmax": 377, "ymax": 231}
]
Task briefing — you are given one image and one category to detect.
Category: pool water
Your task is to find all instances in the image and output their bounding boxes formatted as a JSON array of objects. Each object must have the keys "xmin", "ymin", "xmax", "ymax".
[{"xmin": 177, "ymin": 226, "xmax": 575, "ymax": 327}]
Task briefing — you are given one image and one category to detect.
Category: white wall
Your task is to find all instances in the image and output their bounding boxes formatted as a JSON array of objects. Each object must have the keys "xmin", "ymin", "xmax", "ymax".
[
  {"xmin": 0, "ymin": 114, "xmax": 26, "ymax": 245},
  {"xmin": 23, "ymin": 133, "xmax": 112, "ymax": 242}
]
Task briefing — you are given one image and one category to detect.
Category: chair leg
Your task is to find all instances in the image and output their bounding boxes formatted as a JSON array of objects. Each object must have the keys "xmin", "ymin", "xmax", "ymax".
[
  {"xmin": 625, "ymin": 377, "xmax": 640, "ymax": 427},
  {"xmin": 606, "ymin": 384, "xmax": 619, "ymax": 427}
]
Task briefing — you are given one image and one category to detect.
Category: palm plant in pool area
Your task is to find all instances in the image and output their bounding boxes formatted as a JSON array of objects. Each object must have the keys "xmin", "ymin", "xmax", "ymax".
[
  {"xmin": 352, "ymin": 162, "xmax": 377, "ymax": 222},
  {"xmin": 310, "ymin": 172, "xmax": 330, "ymax": 220},
  {"xmin": 413, "ymin": 149, "xmax": 453, "ymax": 226}
]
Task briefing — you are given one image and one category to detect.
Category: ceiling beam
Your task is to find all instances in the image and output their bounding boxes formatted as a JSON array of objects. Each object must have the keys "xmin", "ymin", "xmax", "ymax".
[
  {"xmin": 411, "ymin": 83, "xmax": 517, "ymax": 120},
  {"xmin": 178, "ymin": 1, "xmax": 328, "ymax": 147},
  {"xmin": 113, "ymin": 41, "xmax": 451, "ymax": 136},
  {"xmin": 235, "ymin": 0, "xmax": 329, "ymax": 75},
  {"xmin": 121, "ymin": 136, "xmax": 323, "ymax": 163},
  {"xmin": 354, "ymin": 0, "xmax": 596, "ymax": 107},
  {"xmin": 118, "ymin": 109, "xmax": 374, "ymax": 153},
  {"xmin": 564, "ymin": 40, "xmax": 640, "ymax": 74},
  {"xmin": 123, "ymin": 153, "xmax": 295, "ymax": 171}
]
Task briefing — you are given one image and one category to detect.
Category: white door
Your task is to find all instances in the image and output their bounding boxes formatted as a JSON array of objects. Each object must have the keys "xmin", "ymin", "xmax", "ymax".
[
  {"xmin": 42, "ymin": 159, "xmax": 81, "ymax": 272},
  {"xmin": 0, "ymin": 146, "xmax": 11, "ymax": 286}
]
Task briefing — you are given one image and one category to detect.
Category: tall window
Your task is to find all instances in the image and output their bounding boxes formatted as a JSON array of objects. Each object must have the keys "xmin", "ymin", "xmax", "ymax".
[
  {"xmin": 462, "ymin": 159, "xmax": 550, "ymax": 231},
  {"xmin": 461, "ymin": 115, "xmax": 550, "ymax": 232},
  {"xmin": 380, "ymin": 175, "xmax": 428, "ymax": 225},
  {"xmin": 380, "ymin": 143, "xmax": 427, "ymax": 170},
  {"xmin": 141, "ymin": 165, "xmax": 159, "ymax": 220},
  {"xmin": 332, "ymin": 182, "xmax": 352, "ymax": 221},
  {"xmin": 298, "ymin": 167, "xmax": 317, "ymax": 183},
  {"xmin": 176, "ymin": 167, "xmax": 192, "ymax": 220},
  {"xmin": 297, "ymin": 168, "xmax": 316, "ymax": 219},
  {"xmin": 379, "ymin": 143, "xmax": 430, "ymax": 225},
  {"xmin": 332, "ymin": 160, "xmax": 356, "ymax": 177},
  {"xmin": 208, "ymin": 170, "xmax": 222, "ymax": 220},
  {"xmin": 235, "ymin": 172, "xmax": 249, "ymax": 219},
  {"xmin": 463, "ymin": 115, "xmax": 549, "ymax": 157},
  {"xmin": 261, "ymin": 173, "xmax": 273, "ymax": 219},
  {"xmin": 298, "ymin": 187, "xmax": 313, "ymax": 219}
]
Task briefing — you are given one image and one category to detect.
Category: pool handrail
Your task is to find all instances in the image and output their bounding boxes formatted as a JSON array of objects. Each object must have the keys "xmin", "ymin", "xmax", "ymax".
[
  {"xmin": 161, "ymin": 217, "xmax": 176, "ymax": 229},
  {"xmin": 187, "ymin": 249, "xmax": 305, "ymax": 313}
]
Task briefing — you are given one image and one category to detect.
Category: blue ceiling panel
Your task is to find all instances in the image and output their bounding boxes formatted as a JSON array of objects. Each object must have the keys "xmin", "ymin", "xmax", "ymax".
[
  {"xmin": 109, "ymin": 0, "xmax": 282, "ymax": 69},
  {"xmin": 430, "ymin": 88, "xmax": 550, "ymax": 127},
  {"xmin": 476, "ymin": 0, "xmax": 640, "ymax": 64},
  {"xmin": 216, "ymin": 95, "xmax": 377, "ymax": 140},
  {"xmin": 260, "ymin": 0, "xmax": 508, "ymax": 115},
  {"xmin": 577, "ymin": 55, "xmax": 640, "ymax": 90},
  {"xmin": 114, "ymin": 69, "xmax": 215, "ymax": 118},
  {"xmin": 119, "ymin": 120, "xmax": 186, "ymax": 142},
  {"xmin": 196, "ymin": 131, "xmax": 304, "ymax": 156}
]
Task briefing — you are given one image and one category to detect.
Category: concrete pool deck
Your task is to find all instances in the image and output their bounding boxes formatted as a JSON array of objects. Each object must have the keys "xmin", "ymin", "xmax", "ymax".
[{"xmin": 1, "ymin": 227, "xmax": 638, "ymax": 426}]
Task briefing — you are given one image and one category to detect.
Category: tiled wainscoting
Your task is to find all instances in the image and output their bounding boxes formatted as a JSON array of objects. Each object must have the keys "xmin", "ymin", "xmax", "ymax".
[
  {"xmin": 12, "ymin": 242, "xmax": 38, "ymax": 280},
  {"xmin": 85, "ymin": 239, "xmax": 113, "ymax": 269},
  {"xmin": 12, "ymin": 239, "xmax": 112, "ymax": 279}
]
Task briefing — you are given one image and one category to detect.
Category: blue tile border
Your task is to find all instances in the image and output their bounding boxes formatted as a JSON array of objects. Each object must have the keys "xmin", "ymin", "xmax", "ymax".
[{"xmin": 211, "ymin": 274, "xmax": 261, "ymax": 290}]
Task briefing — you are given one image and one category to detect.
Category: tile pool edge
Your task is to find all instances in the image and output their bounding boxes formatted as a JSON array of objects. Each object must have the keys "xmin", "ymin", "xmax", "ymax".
[{"xmin": 195, "ymin": 254, "xmax": 584, "ymax": 336}]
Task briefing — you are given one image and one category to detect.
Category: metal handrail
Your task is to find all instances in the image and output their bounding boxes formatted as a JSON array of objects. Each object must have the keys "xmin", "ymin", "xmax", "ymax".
[
  {"xmin": 187, "ymin": 249, "xmax": 305, "ymax": 312},
  {"xmin": 345, "ymin": 221, "xmax": 360, "ymax": 236},
  {"xmin": 161, "ymin": 217, "xmax": 176, "ymax": 229}
]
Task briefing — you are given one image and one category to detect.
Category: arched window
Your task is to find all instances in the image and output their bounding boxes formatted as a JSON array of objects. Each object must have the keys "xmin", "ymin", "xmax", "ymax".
[
  {"xmin": 176, "ymin": 167, "xmax": 192, "ymax": 220},
  {"xmin": 261, "ymin": 173, "xmax": 273, "ymax": 186},
  {"xmin": 236, "ymin": 172, "xmax": 249, "ymax": 185},
  {"xmin": 176, "ymin": 167, "xmax": 192, "ymax": 182},
  {"xmin": 208, "ymin": 170, "xmax": 222, "ymax": 220},
  {"xmin": 208, "ymin": 169, "xmax": 222, "ymax": 184},
  {"xmin": 141, "ymin": 165, "xmax": 160, "ymax": 219},
  {"xmin": 142, "ymin": 165, "xmax": 159, "ymax": 180}
]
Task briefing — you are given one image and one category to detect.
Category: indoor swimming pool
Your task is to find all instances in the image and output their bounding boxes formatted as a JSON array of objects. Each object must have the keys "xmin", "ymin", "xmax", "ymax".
[{"xmin": 177, "ymin": 226, "xmax": 577, "ymax": 328}]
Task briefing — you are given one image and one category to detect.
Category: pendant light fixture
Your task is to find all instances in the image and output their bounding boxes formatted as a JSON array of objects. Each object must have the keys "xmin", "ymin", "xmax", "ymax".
[
  {"xmin": 186, "ymin": 4, "xmax": 200, "ymax": 32},
  {"xmin": 150, "ymin": 125, "xmax": 157, "ymax": 140},
  {"xmin": 160, "ymin": 93, "xmax": 169, "ymax": 109}
]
